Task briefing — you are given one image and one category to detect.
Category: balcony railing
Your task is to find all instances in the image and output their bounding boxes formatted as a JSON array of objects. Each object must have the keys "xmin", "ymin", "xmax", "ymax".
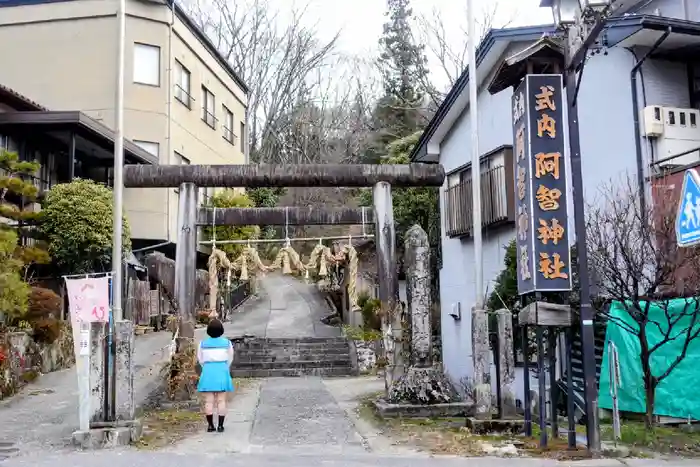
[{"xmin": 444, "ymin": 164, "xmax": 514, "ymax": 237}]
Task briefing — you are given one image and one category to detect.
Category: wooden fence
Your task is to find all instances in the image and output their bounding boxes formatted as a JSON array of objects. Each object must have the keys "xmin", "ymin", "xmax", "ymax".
[{"xmin": 126, "ymin": 280, "xmax": 151, "ymax": 325}]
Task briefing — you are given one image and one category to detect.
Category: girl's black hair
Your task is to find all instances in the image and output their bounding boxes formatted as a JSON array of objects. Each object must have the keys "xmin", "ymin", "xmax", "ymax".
[{"xmin": 207, "ymin": 318, "xmax": 225, "ymax": 338}]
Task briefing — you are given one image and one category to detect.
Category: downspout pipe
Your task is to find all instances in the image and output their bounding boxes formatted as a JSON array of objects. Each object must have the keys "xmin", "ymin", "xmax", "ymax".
[{"xmin": 631, "ymin": 27, "xmax": 671, "ymax": 215}]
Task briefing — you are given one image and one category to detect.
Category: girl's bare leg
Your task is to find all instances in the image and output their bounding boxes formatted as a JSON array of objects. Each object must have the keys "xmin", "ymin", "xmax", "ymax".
[
  {"xmin": 215, "ymin": 392, "xmax": 227, "ymax": 432},
  {"xmin": 202, "ymin": 392, "xmax": 216, "ymax": 431}
]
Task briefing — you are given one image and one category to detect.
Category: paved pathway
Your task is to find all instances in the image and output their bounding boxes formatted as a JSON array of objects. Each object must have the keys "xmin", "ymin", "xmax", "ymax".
[
  {"xmin": 0, "ymin": 329, "xmax": 181, "ymax": 458},
  {"xmin": 177, "ymin": 274, "xmax": 372, "ymax": 456},
  {"xmin": 227, "ymin": 273, "xmax": 339, "ymax": 338},
  {"xmin": 7, "ymin": 276, "xmax": 699, "ymax": 466}
]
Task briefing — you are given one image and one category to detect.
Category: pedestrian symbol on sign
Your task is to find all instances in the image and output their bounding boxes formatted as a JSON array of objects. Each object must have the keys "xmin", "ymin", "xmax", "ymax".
[{"xmin": 676, "ymin": 168, "xmax": 700, "ymax": 247}]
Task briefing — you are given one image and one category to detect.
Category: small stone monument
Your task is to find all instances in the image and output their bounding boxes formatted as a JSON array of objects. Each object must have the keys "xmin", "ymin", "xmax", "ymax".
[
  {"xmin": 387, "ymin": 225, "xmax": 456, "ymax": 404},
  {"xmin": 496, "ymin": 309, "xmax": 517, "ymax": 417}
]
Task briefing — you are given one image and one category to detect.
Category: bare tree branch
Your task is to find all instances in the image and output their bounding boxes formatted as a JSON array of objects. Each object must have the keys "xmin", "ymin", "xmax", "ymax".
[
  {"xmin": 414, "ymin": 2, "xmax": 514, "ymax": 103},
  {"xmin": 586, "ymin": 173, "xmax": 700, "ymax": 429}
]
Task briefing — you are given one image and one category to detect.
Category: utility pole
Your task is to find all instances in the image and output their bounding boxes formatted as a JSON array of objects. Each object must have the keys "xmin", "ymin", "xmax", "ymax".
[
  {"xmin": 112, "ymin": 0, "xmax": 126, "ymax": 321},
  {"xmin": 467, "ymin": 0, "xmax": 491, "ymax": 417},
  {"xmin": 467, "ymin": 0, "xmax": 482, "ymax": 307}
]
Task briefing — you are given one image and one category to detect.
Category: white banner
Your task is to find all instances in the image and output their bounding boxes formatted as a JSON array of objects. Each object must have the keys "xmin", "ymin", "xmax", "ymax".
[
  {"xmin": 65, "ymin": 276, "xmax": 110, "ymax": 358},
  {"xmin": 64, "ymin": 275, "xmax": 110, "ymax": 431}
]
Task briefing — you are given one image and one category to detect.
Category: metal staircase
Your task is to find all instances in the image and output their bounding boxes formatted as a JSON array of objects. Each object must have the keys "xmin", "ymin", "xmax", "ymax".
[{"xmin": 556, "ymin": 320, "xmax": 608, "ymax": 422}]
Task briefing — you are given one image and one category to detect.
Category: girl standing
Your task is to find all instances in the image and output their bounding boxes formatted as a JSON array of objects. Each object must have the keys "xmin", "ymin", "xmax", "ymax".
[{"xmin": 197, "ymin": 319, "xmax": 234, "ymax": 432}]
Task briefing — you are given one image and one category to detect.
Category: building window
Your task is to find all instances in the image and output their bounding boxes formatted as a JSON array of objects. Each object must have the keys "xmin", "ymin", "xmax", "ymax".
[
  {"xmin": 222, "ymin": 106, "xmax": 235, "ymax": 144},
  {"xmin": 174, "ymin": 61, "xmax": 192, "ymax": 108},
  {"xmin": 133, "ymin": 43, "xmax": 161, "ymax": 86},
  {"xmin": 201, "ymin": 86, "xmax": 216, "ymax": 129},
  {"xmin": 240, "ymin": 121, "xmax": 246, "ymax": 153},
  {"xmin": 133, "ymin": 140, "xmax": 160, "ymax": 158},
  {"xmin": 443, "ymin": 147, "xmax": 514, "ymax": 238}
]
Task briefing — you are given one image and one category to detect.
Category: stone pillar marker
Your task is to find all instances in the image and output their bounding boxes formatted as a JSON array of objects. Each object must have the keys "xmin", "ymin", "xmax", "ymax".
[
  {"xmin": 385, "ymin": 224, "xmax": 456, "ymax": 404},
  {"xmin": 404, "ymin": 224, "xmax": 432, "ymax": 367},
  {"xmin": 114, "ymin": 320, "xmax": 135, "ymax": 422},
  {"xmin": 88, "ymin": 321, "xmax": 108, "ymax": 424},
  {"xmin": 472, "ymin": 308, "xmax": 492, "ymax": 419},
  {"xmin": 496, "ymin": 309, "xmax": 517, "ymax": 417}
]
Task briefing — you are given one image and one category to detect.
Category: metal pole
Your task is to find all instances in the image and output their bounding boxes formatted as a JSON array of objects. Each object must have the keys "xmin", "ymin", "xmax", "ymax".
[
  {"xmin": 522, "ymin": 323, "xmax": 532, "ymax": 436},
  {"xmin": 566, "ymin": 326, "xmax": 577, "ymax": 448},
  {"xmin": 466, "ymin": 0, "xmax": 483, "ymax": 308},
  {"xmin": 548, "ymin": 328, "xmax": 559, "ymax": 439},
  {"xmin": 565, "ymin": 62, "xmax": 601, "ymax": 452},
  {"xmin": 537, "ymin": 326, "xmax": 547, "ymax": 447},
  {"xmin": 111, "ymin": 0, "xmax": 126, "ymax": 321},
  {"xmin": 467, "ymin": 0, "xmax": 491, "ymax": 419}
]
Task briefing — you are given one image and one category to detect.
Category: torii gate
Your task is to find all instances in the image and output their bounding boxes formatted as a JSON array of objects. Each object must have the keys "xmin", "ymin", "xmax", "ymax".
[{"xmin": 123, "ymin": 163, "xmax": 445, "ymax": 370}]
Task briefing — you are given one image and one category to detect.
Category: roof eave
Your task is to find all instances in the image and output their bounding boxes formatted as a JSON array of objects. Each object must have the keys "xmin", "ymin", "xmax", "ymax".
[
  {"xmin": 0, "ymin": 111, "xmax": 158, "ymax": 165},
  {"xmin": 410, "ymin": 24, "xmax": 556, "ymax": 163}
]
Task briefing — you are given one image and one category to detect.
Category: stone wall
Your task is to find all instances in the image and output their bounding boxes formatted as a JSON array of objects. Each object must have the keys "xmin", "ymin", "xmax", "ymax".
[
  {"xmin": 350, "ymin": 336, "xmax": 442, "ymax": 375},
  {"xmin": 0, "ymin": 321, "xmax": 75, "ymax": 400}
]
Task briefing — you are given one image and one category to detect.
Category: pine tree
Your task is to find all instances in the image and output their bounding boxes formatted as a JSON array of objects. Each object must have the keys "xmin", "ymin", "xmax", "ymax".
[
  {"xmin": 0, "ymin": 149, "xmax": 50, "ymax": 320},
  {"xmin": 366, "ymin": 0, "xmax": 430, "ymax": 163}
]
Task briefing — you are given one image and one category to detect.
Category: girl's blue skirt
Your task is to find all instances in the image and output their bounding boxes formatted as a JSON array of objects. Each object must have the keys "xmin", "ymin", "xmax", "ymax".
[{"xmin": 197, "ymin": 361, "xmax": 234, "ymax": 392}]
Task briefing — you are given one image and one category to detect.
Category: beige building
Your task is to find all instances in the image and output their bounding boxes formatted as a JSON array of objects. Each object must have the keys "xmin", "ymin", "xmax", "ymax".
[{"xmin": 0, "ymin": 0, "xmax": 249, "ymax": 246}]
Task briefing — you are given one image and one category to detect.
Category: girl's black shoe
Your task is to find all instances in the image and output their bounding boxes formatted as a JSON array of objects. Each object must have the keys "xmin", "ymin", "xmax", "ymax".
[
  {"xmin": 206, "ymin": 414, "xmax": 216, "ymax": 432},
  {"xmin": 217, "ymin": 415, "xmax": 225, "ymax": 433}
]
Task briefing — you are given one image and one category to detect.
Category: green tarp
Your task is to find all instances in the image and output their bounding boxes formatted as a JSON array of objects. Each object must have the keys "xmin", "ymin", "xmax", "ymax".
[{"xmin": 599, "ymin": 299, "xmax": 700, "ymax": 420}]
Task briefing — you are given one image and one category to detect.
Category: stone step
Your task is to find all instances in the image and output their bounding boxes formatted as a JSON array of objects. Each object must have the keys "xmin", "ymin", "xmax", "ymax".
[
  {"xmin": 236, "ymin": 348, "xmax": 351, "ymax": 357},
  {"xmin": 231, "ymin": 337, "xmax": 347, "ymax": 345},
  {"xmin": 238, "ymin": 341, "xmax": 350, "ymax": 349},
  {"xmin": 232, "ymin": 359, "xmax": 351, "ymax": 370},
  {"xmin": 233, "ymin": 355, "xmax": 351, "ymax": 366},
  {"xmin": 230, "ymin": 366, "xmax": 354, "ymax": 378}
]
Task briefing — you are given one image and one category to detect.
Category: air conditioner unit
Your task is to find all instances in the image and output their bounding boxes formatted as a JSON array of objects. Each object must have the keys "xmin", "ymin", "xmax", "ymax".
[{"xmin": 648, "ymin": 106, "xmax": 700, "ymax": 167}]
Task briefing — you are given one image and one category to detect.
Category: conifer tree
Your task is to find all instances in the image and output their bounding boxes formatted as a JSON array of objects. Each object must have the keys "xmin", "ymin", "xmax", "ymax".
[{"xmin": 0, "ymin": 149, "xmax": 50, "ymax": 320}]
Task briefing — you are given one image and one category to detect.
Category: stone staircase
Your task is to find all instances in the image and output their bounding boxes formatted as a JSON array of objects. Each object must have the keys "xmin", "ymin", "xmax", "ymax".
[{"xmin": 229, "ymin": 337, "xmax": 355, "ymax": 378}]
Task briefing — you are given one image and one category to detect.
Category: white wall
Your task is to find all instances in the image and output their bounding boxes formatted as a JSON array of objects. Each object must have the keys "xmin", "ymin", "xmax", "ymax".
[{"xmin": 436, "ymin": 36, "xmax": 692, "ymax": 399}]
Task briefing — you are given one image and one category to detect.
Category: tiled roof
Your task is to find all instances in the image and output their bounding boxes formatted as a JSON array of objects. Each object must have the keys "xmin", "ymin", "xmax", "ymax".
[{"xmin": 0, "ymin": 83, "xmax": 47, "ymax": 111}]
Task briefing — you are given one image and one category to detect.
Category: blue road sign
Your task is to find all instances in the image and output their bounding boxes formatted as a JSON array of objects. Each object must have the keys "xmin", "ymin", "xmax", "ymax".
[{"xmin": 676, "ymin": 168, "xmax": 700, "ymax": 247}]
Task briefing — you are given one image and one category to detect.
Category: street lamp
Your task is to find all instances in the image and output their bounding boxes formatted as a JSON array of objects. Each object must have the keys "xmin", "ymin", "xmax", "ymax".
[{"xmin": 549, "ymin": 0, "xmax": 612, "ymax": 27}]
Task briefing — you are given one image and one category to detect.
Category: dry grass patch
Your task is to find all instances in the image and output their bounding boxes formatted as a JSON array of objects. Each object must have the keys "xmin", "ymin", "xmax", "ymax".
[{"xmin": 136, "ymin": 408, "xmax": 203, "ymax": 449}]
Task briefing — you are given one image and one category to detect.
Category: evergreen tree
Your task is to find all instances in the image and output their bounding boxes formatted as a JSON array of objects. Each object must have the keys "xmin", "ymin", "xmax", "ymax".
[
  {"xmin": 366, "ymin": 0, "xmax": 429, "ymax": 163},
  {"xmin": 0, "ymin": 149, "xmax": 50, "ymax": 320}
]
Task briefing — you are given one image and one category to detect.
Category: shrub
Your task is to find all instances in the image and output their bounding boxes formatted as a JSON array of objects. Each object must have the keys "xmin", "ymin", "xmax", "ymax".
[
  {"xmin": 32, "ymin": 318, "xmax": 62, "ymax": 344},
  {"xmin": 196, "ymin": 311, "xmax": 212, "ymax": 326},
  {"xmin": 361, "ymin": 297, "xmax": 381, "ymax": 331},
  {"xmin": 26, "ymin": 287, "xmax": 61, "ymax": 321},
  {"xmin": 41, "ymin": 179, "xmax": 131, "ymax": 274},
  {"xmin": 343, "ymin": 325, "xmax": 381, "ymax": 341},
  {"xmin": 357, "ymin": 291, "xmax": 371, "ymax": 309}
]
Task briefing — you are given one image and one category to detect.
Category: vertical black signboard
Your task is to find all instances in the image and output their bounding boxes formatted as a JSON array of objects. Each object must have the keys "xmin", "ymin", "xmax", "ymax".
[{"xmin": 512, "ymin": 74, "xmax": 572, "ymax": 294}]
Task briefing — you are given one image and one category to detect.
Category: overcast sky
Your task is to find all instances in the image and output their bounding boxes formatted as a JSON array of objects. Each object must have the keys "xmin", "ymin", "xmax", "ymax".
[{"xmin": 288, "ymin": 0, "xmax": 554, "ymax": 90}]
